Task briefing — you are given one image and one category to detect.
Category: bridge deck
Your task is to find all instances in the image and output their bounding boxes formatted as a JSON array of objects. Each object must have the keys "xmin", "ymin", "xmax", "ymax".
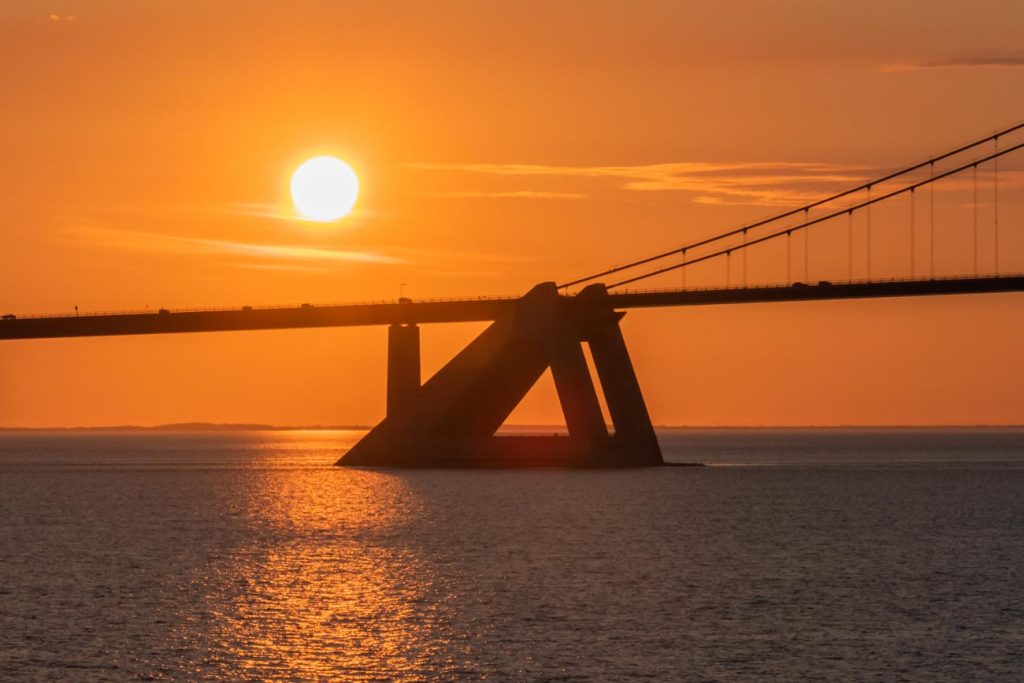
[{"xmin": 2, "ymin": 275, "xmax": 1023, "ymax": 340}]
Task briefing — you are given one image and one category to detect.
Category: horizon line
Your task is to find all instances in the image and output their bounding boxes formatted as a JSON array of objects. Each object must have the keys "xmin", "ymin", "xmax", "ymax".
[{"xmin": 2, "ymin": 422, "xmax": 1024, "ymax": 432}]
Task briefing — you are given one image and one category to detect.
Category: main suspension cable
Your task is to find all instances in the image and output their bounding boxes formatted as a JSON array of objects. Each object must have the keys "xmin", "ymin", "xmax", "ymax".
[
  {"xmin": 558, "ymin": 120, "xmax": 1024, "ymax": 290},
  {"xmin": 606, "ymin": 139, "xmax": 1024, "ymax": 289}
]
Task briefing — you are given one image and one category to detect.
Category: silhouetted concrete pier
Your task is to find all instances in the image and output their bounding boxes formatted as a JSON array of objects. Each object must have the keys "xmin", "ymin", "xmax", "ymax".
[{"xmin": 339, "ymin": 282, "xmax": 662, "ymax": 467}]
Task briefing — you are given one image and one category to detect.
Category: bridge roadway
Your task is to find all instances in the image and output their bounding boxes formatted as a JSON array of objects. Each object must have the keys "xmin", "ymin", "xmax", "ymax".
[{"xmin": 2, "ymin": 275, "xmax": 1023, "ymax": 340}]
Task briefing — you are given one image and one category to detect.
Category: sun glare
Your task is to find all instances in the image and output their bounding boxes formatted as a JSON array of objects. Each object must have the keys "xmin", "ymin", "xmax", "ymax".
[{"xmin": 290, "ymin": 156, "xmax": 359, "ymax": 222}]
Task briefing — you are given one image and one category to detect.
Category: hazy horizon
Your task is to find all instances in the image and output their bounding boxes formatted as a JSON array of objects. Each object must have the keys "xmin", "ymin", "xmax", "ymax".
[{"xmin": 5, "ymin": 421, "xmax": 1024, "ymax": 432}]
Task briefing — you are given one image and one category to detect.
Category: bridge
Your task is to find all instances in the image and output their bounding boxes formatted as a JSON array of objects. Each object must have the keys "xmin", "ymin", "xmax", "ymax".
[
  {"xmin": 4, "ymin": 121, "xmax": 1024, "ymax": 467},
  {"xmin": 2, "ymin": 276, "xmax": 1022, "ymax": 339}
]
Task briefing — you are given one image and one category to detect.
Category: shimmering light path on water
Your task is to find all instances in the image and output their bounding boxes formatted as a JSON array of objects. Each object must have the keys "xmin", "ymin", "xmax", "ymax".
[{"xmin": 1, "ymin": 429, "xmax": 1023, "ymax": 680}]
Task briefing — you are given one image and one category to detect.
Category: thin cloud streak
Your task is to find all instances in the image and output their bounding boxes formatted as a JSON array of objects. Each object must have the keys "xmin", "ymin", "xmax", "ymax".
[
  {"xmin": 412, "ymin": 160, "xmax": 868, "ymax": 207},
  {"xmin": 231, "ymin": 262, "xmax": 328, "ymax": 273},
  {"xmin": 880, "ymin": 54, "xmax": 1024, "ymax": 72},
  {"xmin": 229, "ymin": 203, "xmax": 300, "ymax": 221},
  {"xmin": 421, "ymin": 190, "xmax": 586, "ymax": 200},
  {"xmin": 198, "ymin": 238, "xmax": 400, "ymax": 264},
  {"xmin": 66, "ymin": 225, "xmax": 403, "ymax": 265}
]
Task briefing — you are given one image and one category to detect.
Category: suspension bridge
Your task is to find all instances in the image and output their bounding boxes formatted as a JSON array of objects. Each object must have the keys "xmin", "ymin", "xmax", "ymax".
[{"xmin": 3, "ymin": 121, "xmax": 1023, "ymax": 466}]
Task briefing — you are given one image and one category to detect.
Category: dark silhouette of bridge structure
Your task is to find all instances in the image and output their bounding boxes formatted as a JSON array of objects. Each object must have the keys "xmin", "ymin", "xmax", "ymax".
[{"xmin": 4, "ymin": 121, "xmax": 1024, "ymax": 467}]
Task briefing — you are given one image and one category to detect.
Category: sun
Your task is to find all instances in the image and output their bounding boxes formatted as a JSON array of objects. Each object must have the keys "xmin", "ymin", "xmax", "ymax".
[{"xmin": 290, "ymin": 156, "xmax": 359, "ymax": 222}]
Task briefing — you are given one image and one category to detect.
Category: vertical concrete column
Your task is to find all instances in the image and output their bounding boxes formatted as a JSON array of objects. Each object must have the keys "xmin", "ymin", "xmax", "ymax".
[
  {"xmin": 587, "ymin": 314, "xmax": 662, "ymax": 464},
  {"xmin": 387, "ymin": 323, "xmax": 420, "ymax": 418}
]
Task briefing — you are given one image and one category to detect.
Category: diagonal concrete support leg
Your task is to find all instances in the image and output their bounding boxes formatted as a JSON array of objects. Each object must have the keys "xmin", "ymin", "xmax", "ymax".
[
  {"xmin": 587, "ymin": 317, "xmax": 661, "ymax": 463},
  {"xmin": 578, "ymin": 284, "xmax": 662, "ymax": 465},
  {"xmin": 545, "ymin": 321, "xmax": 609, "ymax": 441}
]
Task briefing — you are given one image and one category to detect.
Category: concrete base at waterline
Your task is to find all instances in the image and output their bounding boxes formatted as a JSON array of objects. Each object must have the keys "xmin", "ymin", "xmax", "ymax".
[{"xmin": 341, "ymin": 435, "xmax": 678, "ymax": 468}]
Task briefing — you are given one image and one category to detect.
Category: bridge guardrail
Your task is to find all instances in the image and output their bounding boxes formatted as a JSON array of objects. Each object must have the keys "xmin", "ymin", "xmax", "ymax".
[
  {"xmin": 9, "ymin": 293, "xmax": 522, "ymax": 321},
  {"xmin": 7, "ymin": 272, "xmax": 1023, "ymax": 320}
]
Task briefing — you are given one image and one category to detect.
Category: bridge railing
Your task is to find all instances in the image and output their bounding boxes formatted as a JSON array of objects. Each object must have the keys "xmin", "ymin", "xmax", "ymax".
[
  {"xmin": 11, "ymin": 272, "xmax": 1024, "ymax": 321},
  {"xmin": 11, "ymin": 293, "xmax": 521, "ymax": 320}
]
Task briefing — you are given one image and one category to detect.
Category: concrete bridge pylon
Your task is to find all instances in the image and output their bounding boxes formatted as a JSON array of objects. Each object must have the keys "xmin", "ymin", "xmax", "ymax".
[{"xmin": 337, "ymin": 282, "xmax": 663, "ymax": 467}]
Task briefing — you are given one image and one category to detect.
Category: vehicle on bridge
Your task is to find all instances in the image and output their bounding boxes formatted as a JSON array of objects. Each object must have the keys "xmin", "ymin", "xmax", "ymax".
[{"xmin": 1, "ymin": 314, "xmax": 15, "ymax": 320}]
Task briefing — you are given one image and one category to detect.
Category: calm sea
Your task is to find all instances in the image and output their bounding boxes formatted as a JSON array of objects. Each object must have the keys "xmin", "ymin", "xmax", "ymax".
[{"xmin": 1, "ymin": 429, "xmax": 1023, "ymax": 681}]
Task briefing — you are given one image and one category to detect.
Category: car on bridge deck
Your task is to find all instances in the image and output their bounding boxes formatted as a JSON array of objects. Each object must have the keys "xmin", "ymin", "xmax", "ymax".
[
  {"xmin": 241, "ymin": 305, "xmax": 253, "ymax": 311},
  {"xmin": 1, "ymin": 314, "xmax": 15, "ymax": 320},
  {"xmin": 301, "ymin": 303, "xmax": 313, "ymax": 309},
  {"xmin": 791, "ymin": 282, "xmax": 809, "ymax": 288},
  {"xmin": 818, "ymin": 280, "xmax": 833, "ymax": 286}
]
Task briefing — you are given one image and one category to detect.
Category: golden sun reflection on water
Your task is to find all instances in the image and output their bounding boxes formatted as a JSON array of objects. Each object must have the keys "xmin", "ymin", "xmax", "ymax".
[{"xmin": 171, "ymin": 432, "xmax": 461, "ymax": 681}]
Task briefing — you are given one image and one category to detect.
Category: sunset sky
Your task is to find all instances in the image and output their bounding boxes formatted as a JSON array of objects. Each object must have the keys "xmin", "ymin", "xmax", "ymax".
[{"xmin": 3, "ymin": 0, "xmax": 1024, "ymax": 427}]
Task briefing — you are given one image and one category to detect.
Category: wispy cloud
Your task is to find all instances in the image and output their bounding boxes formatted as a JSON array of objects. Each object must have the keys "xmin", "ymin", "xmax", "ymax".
[
  {"xmin": 227, "ymin": 201, "xmax": 386, "ymax": 223},
  {"xmin": 228, "ymin": 203, "xmax": 298, "ymax": 220},
  {"xmin": 66, "ymin": 225, "xmax": 402, "ymax": 265},
  {"xmin": 420, "ymin": 190, "xmax": 586, "ymax": 200},
  {"xmin": 231, "ymin": 262, "xmax": 329, "ymax": 274},
  {"xmin": 197, "ymin": 238, "xmax": 399, "ymax": 264},
  {"xmin": 881, "ymin": 54, "xmax": 1024, "ymax": 72},
  {"xmin": 412, "ymin": 160, "xmax": 867, "ymax": 207}
]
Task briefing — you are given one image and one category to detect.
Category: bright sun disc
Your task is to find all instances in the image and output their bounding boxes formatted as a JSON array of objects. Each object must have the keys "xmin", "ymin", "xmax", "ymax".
[{"xmin": 290, "ymin": 156, "xmax": 359, "ymax": 221}]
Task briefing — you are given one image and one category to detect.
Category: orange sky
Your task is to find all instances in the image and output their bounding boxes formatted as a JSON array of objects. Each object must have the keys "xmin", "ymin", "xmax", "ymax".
[{"xmin": 3, "ymin": 0, "xmax": 1024, "ymax": 427}]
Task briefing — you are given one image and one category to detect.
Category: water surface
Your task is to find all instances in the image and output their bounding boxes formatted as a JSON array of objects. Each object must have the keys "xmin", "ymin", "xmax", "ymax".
[{"xmin": 2, "ymin": 429, "xmax": 1023, "ymax": 680}]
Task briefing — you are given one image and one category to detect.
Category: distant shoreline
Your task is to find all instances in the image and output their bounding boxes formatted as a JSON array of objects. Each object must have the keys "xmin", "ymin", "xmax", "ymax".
[
  {"xmin": 2, "ymin": 423, "xmax": 1023, "ymax": 432},
  {"xmin": 0, "ymin": 423, "xmax": 370, "ymax": 432}
]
